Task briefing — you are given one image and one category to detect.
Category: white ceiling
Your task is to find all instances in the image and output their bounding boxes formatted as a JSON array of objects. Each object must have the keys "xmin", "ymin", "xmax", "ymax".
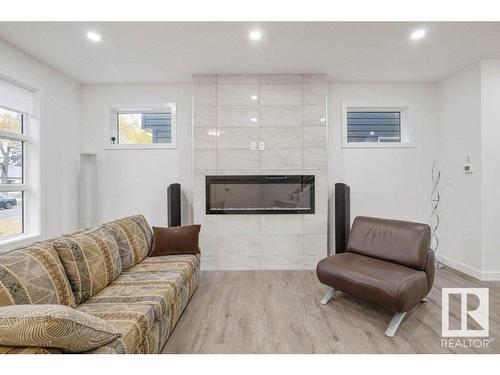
[{"xmin": 1, "ymin": 22, "xmax": 500, "ymax": 84}]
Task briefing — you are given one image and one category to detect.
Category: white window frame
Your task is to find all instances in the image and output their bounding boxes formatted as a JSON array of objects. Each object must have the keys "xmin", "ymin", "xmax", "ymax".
[
  {"xmin": 342, "ymin": 103, "xmax": 414, "ymax": 148},
  {"xmin": 106, "ymin": 104, "xmax": 177, "ymax": 150},
  {"xmin": 0, "ymin": 102, "xmax": 41, "ymax": 249}
]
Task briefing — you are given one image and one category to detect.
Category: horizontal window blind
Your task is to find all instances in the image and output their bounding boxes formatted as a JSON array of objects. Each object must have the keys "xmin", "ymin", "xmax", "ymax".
[
  {"xmin": 0, "ymin": 78, "xmax": 34, "ymax": 115},
  {"xmin": 347, "ymin": 111, "xmax": 401, "ymax": 143}
]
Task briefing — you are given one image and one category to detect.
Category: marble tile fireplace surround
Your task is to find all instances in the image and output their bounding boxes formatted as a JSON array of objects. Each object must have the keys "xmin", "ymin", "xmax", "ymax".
[{"xmin": 193, "ymin": 74, "xmax": 327, "ymax": 270}]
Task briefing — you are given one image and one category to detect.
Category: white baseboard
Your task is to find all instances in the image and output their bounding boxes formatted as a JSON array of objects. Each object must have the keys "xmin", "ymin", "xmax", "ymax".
[
  {"xmin": 437, "ymin": 255, "xmax": 500, "ymax": 281},
  {"xmin": 479, "ymin": 270, "xmax": 500, "ymax": 281}
]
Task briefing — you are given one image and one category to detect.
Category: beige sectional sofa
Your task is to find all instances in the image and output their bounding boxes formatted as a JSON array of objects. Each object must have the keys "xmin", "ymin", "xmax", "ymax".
[{"xmin": 0, "ymin": 215, "xmax": 200, "ymax": 354}]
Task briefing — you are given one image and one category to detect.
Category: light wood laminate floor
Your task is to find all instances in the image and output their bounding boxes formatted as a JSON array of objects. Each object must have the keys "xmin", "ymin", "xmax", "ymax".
[{"xmin": 163, "ymin": 268, "xmax": 500, "ymax": 354}]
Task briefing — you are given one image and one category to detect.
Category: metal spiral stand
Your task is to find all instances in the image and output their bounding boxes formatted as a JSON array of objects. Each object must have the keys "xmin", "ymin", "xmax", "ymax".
[{"xmin": 431, "ymin": 161, "xmax": 444, "ymax": 269}]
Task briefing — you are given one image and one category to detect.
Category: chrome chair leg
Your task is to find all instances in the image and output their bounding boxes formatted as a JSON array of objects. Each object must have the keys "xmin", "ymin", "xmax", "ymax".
[
  {"xmin": 320, "ymin": 288, "xmax": 336, "ymax": 305},
  {"xmin": 384, "ymin": 312, "xmax": 407, "ymax": 337}
]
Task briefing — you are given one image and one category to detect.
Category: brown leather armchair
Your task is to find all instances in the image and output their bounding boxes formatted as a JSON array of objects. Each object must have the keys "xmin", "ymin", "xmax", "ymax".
[{"xmin": 316, "ymin": 216, "xmax": 435, "ymax": 337}]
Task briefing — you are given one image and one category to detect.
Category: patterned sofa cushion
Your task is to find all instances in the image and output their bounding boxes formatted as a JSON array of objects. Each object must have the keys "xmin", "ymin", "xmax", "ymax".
[
  {"xmin": 127, "ymin": 254, "xmax": 200, "ymax": 299},
  {"xmin": 105, "ymin": 215, "xmax": 153, "ymax": 271},
  {"xmin": 53, "ymin": 226, "xmax": 122, "ymax": 304},
  {"xmin": 77, "ymin": 303, "xmax": 156, "ymax": 354},
  {"xmin": 0, "ymin": 345, "xmax": 62, "ymax": 354},
  {"xmin": 0, "ymin": 241, "xmax": 76, "ymax": 308},
  {"xmin": 0, "ymin": 305, "xmax": 120, "ymax": 353},
  {"xmin": 83, "ymin": 271, "xmax": 183, "ymax": 322},
  {"xmin": 136, "ymin": 321, "xmax": 160, "ymax": 354}
]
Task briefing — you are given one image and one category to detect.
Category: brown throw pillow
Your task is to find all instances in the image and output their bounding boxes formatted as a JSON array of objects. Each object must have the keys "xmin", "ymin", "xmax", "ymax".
[{"xmin": 150, "ymin": 225, "xmax": 201, "ymax": 256}]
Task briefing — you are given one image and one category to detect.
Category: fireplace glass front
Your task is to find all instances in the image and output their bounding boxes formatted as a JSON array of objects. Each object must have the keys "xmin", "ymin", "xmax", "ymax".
[{"xmin": 206, "ymin": 175, "xmax": 315, "ymax": 214}]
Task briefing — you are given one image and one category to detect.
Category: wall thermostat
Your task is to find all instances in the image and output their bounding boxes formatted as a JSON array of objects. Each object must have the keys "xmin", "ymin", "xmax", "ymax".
[{"xmin": 464, "ymin": 155, "xmax": 474, "ymax": 174}]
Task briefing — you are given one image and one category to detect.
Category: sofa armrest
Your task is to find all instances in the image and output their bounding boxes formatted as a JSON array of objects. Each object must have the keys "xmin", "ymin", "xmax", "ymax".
[{"xmin": 424, "ymin": 250, "xmax": 435, "ymax": 293}]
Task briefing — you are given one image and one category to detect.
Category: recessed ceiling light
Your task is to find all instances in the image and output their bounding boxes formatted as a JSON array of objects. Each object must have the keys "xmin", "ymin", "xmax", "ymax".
[
  {"xmin": 320, "ymin": 118, "xmax": 326, "ymax": 123},
  {"xmin": 86, "ymin": 31, "xmax": 102, "ymax": 42},
  {"xmin": 249, "ymin": 30, "xmax": 262, "ymax": 41},
  {"xmin": 250, "ymin": 95, "xmax": 258, "ymax": 101},
  {"xmin": 410, "ymin": 29, "xmax": 426, "ymax": 41},
  {"xmin": 250, "ymin": 117, "xmax": 258, "ymax": 122}
]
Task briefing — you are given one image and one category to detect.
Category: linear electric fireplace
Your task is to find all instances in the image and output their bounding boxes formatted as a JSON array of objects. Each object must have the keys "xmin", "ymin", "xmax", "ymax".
[{"xmin": 206, "ymin": 175, "xmax": 315, "ymax": 215}]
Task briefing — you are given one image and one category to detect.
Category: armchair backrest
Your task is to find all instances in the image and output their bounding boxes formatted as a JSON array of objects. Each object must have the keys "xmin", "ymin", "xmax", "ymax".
[{"xmin": 347, "ymin": 216, "xmax": 431, "ymax": 271}]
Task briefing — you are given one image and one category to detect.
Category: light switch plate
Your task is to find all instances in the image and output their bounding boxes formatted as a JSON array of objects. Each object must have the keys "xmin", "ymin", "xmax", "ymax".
[{"xmin": 259, "ymin": 141, "xmax": 265, "ymax": 151}]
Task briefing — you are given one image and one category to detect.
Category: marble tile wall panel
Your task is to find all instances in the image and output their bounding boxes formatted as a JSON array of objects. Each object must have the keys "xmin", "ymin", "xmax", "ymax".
[
  {"xmin": 260, "ymin": 127, "xmax": 303, "ymax": 149},
  {"xmin": 260, "ymin": 84, "xmax": 302, "ymax": 106},
  {"xmin": 193, "ymin": 127, "xmax": 217, "ymax": 149},
  {"xmin": 303, "ymin": 104, "xmax": 327, "ymax": 127},
  {"xmin": 194, "ymin": 149, "xmax": 216, "ymax": 170},
  {"xmin": 193, "ymin": 106, "xmax": 217, "ymax": 128},
  {"xmin": 217, "ymin": 215, "xmax": 261, "ymax": 235},
  {"xmin": 218, "ymin": 84, "xmax": 260, "ymax": 106},
  {"xmin": 304, "ymin": 127, "xmax": 327, "ymax": 148},
  {"xmin": 260, "ymin": 148, "xmax": 303, "ymax": 170},
  {"xmin": 217, "ymin": 106, "xmax": 260, "ymax": 128},
  {"xmin": 260, "ymin": 216, "xmax": 303, "ymax": 235},
  {"xmin": 260, "ymin": 74, "xmax": 303, "ymax": 84},
  {"xmin": 192, "ymin": 74, "xmax": 328, "ymax": 270},
  {"xmin": 259, "ymin": 105, "xmax": 302, "ymax": 127},
  {"xmin": 303, "ymin": 148, "xmax": 328, "ymax": 170},
  {"xmin": 217, "ymin": 127, "xmax": 259, "ymax": 149},
  {"xmin": 303, "ymin": 84, "xmax": 327, "ymax": 105},
  {"xmin": 193, "ymin": 84, "xmax": 216, "ymax": 106},
  {"xmin": 217, "ymin": 149, "xmax": 260, "ymax": 170}
]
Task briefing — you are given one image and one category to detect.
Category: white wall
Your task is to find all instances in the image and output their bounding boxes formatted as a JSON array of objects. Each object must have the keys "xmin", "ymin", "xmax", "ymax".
[
  {"xmin": 327, "ymin": 82, "xmax": 439, "ymax": 253},
  {"xmin": 80, "ymin": 84, "xmax": 193, "ymax": 227},
  {"xmin": 480, "ymin": 61, "xmax": 500, "ymax": 277},
  {"xmin": 0, "ymin": 39, "xmax": 81, "ymax": 245},
  {"xmin": 1, "ymin": 35, "xmax": 497, "ymax": 278},
  {"xmin": 437, "ymin": 63, "xmax": 483, "ymax": 276}
]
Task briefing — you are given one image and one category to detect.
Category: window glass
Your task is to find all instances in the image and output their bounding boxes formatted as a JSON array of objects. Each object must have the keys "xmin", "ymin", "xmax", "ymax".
[
  {"xmin": 0, "ymin": 107, "xmax": 23, "ymax": 134},
  {"xmin": 117, "ymin": 112, "xmax": 172, "ymax": 144},
  {"xmin": 0, "ymin": 191, "xmax": 23, "ymax": 238},
  {"xmin": 347, "ymin": 111, "xmax": 401, "ymax": 143},
  {"xmin": 0, "ymin": 139, "xmax": 23, "ymax": 184}
]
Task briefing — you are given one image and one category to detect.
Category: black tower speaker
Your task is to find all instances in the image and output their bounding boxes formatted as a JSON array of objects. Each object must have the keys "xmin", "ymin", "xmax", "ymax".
[
  {"xmin": 335, "ymin": 183, "xmax": 350, "ymax": 254},
  {"xmin": 167, "ymin": 183, "xmax": 181, "ymax": 227}
]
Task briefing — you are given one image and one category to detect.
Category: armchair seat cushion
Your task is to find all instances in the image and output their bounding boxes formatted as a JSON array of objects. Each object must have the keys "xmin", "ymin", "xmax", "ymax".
[{"xmin": 317, "ymin": 252, "xmax": 429, "ymax": 313}]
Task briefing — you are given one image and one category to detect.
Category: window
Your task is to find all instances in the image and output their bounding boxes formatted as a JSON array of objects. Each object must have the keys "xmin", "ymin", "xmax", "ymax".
[
  {"xmin": 347, "ymin": 111, "xmax": 401, "ymax": 143},
  {"xmin": 0, "ymin": 107, "xmax": 26, "ymax": 239},
  {"xmin": 0, "ymin": 77, "xmax": 38, "ymax": 247},
  {"xmin": 342, "ymin": 105, "xmax": 412, "ymax": 148},
  {"xmin": 110, "ymin": 105, "xmax": 176, "ymax": 149}
]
